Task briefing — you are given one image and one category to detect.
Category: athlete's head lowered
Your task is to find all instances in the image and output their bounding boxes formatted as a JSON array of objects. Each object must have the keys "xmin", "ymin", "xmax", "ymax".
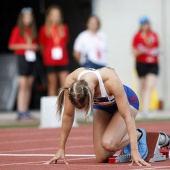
[{"xmin": 57, "ymin": 80, "xmax": 92, "ymax": 121}]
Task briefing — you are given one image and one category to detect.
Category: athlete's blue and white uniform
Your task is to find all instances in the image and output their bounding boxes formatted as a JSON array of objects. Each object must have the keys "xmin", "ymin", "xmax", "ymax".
[{"xmin": 78, "ymin": 68, "xmax": 139, "ymax": 113}]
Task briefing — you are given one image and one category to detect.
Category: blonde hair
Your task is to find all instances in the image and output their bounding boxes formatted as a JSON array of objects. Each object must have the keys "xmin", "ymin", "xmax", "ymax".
[
  {"xmin": 45, "ymin": 5, "xmax": 63, "ymax": 37},
  {"xmin": 57, "ymin": 80, "xmax": 92, "ymax": 121}
]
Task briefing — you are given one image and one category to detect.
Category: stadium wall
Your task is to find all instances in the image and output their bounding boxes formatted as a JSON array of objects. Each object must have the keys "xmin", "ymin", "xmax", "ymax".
[{"xmin": 93, "ymin": 0, "xmax": 170, "ymax": 109}]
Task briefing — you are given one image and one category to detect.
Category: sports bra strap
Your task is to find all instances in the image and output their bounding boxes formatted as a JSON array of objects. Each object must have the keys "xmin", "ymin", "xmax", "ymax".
[
  {"xmin": 78, "ymin": 70, "xmax": 92, "ymax": 80},
  {"xmin": 95, "ymin": 70, "xmax": 108, "ymax": 97}
]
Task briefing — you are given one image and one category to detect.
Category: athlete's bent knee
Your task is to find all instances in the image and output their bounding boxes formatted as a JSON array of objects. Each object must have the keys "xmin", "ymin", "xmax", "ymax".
[{"xmin": 102, "ymin": 139, "xmax": 118, "ymax": 152}]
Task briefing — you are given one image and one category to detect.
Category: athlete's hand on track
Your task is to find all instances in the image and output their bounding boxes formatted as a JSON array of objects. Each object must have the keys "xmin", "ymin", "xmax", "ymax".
[
  {"xmin": 130, "ymin": 150, "xmax": 151, "ymax": 166},
  {"xmin": 44, "ymin": 148, "xmax": 68, "ymax": 165}
]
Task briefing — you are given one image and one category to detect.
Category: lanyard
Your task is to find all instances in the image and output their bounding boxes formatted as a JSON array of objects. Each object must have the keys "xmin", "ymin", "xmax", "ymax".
[
  {"xmin": 24, "ymin": 28, "xmax": 32, "ymax": 44},
  {"xmin": 142, "ymin": 32, "xmax": 152, "ymax": 47},
  {"xmin": 92, "ymin": 34, "xmax": 102, "ymax": 59},
  {"xmin": 51, "ymin": 26, "xmax": 62, "ymax": 46}
]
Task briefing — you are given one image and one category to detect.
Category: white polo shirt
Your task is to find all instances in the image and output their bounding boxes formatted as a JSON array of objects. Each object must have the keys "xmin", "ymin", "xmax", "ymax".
[{"xmin": 73, "ymin": 30, "xmax": 107, "ymax": 66}]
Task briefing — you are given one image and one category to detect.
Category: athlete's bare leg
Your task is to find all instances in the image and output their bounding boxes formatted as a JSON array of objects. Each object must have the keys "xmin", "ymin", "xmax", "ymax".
[{"xmin": 93, "ymin": 106, "xmax": 140, "ymax": 163}]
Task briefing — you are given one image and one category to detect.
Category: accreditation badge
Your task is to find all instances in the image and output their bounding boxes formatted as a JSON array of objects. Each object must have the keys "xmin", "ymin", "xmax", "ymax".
[
  {"xmin": 25, "ymin": 50, "xmax": 36, "ymax": 62},
  {"xmin": 51, "ymin": 47, "xmax": 63, "ymax": 60}
]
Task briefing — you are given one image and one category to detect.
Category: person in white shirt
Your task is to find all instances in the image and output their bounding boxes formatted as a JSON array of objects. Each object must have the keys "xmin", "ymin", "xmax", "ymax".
[{"xmin": 73, "ymin": 15, "xmax": 107, "ymax": 69}]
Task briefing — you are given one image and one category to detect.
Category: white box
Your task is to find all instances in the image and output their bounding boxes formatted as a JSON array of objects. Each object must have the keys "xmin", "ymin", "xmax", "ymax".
[{"xmin": 40, "ymin": 96, "xmax": 78, "ymax": 128}]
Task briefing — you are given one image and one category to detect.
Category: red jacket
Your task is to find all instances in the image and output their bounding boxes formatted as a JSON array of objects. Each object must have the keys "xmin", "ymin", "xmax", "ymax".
[
  {"xmin": 39, "ymin": 24, "xmax": 69, "ymax": 66},
  {"xmin": 132, "ymin": 31, "xmax": 159, "ymax": 64},
  {"xmin": 8, "ymin": 26, "xmax": 37, "ymax": 56}
]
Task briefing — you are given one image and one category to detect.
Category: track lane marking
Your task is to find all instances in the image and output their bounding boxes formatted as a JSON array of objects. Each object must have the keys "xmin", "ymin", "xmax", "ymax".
[
  {"xmin": 0, "ymin": 153, "xmax": 96, "ymax": 157},
  {"xmin": 0, "ymin": 145, "xmax": 93, "ymax": 153},
  {"xmin": 0, "ymin": 130, "xmax": 92, "ymax": 139},
  {"xmin": 0, "ymin": 157, "xmax": 96, "ymax": 167},
  {"xmin": 0, "ymin": 157, "xmax": 167, "ymax": 169},
  {"xmin": 0, "ymin": 136, "xmax": 92, "ymax": 145},
  {"xmin": 0, "ymin": 161, "xmax": 45, "ymax": 166},
  {"xmin": 0, "ymin": 129, "xmax": 92, "ymax": 138},
  {"xmin": 133, "ymin": 165, "xmax": 170, "ymax": 170}
]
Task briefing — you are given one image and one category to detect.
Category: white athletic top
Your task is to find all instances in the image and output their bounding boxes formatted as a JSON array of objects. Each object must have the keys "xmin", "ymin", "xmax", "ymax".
[
  {"xmin": 78, "ymin": 68, "xmax": 115, "ymax": 106},
  {"xmin": 74, "ymin": 30, "xmax": 107, "ymax": 66}
]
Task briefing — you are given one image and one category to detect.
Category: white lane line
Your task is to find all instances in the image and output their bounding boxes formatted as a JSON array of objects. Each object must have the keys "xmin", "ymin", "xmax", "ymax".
[
  {"xmin": 0, "ymin": 128, "xmax": 93, "ymax": 139},
  {"xmin": 0, "ymin": 129, "xmax": 92, "ymax": 138},
  {"xmin": 133, "ymin": 166, "xmax": 170, "ymax": 170},
  {"xmin": 0, "ymin": 132, "xmax": 51, "ymax": 138},
  {"xmin": 0, "ymin": 136, "xmax": 92, "ymax": 145},
  {"xmin": 0, "ymin": 161, "xmax": 45, "ymax": 166},
  {"xmin": 0, "ymin": 157, "xmax": 96, "ymax": 167},
  {"xmin": 0, "ymin": 153, "xmax": 96, "ymax": 157},
  {"xmin": 62, "ymin": 156, "xmax": 96, "ymax": 161},
  {"xmin": 0, "ymin": 145, "xmax": 93, "ymax": 153}
]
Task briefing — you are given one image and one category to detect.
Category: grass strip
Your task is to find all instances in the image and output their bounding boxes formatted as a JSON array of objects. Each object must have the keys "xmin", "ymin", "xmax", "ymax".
[
  {"xmin": 0, "ymin": 122, "xmax": 39, "ymax": 128},
  {"xmin": 0, "ymin": 118, "xmax": 170, "ymax": 128}
]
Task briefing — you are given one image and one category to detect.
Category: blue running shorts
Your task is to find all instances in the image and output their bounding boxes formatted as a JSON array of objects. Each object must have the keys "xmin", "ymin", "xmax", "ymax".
[{"xmin": 93, "ymin": 85, "xmax": 139, "ymax": 113}]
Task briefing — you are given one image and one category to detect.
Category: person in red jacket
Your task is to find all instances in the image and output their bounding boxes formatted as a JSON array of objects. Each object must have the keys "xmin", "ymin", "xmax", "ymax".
[
  {"xmin": 8, "ymin": 7, "xmax": 38, "ymax": 120},
  {"xmin": 39, "ymin": 5, "xmax": 70, "ymax": 96},
  {"xmin": 132, "ymin": 17, "xmax": 159, "ymax": 117}
]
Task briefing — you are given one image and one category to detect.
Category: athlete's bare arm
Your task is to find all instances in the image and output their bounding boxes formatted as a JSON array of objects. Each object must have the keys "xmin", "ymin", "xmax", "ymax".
[
  {"xmin": 45, "ymin": 74, "xmax": 77, "ymax": 164},
  {"xmin": 105, "ymin": 69, "xmax": 149, "ymax": 166},
  {"xmin": 106, "ymin": 70, "xmax": 138, "ymax": 148}
]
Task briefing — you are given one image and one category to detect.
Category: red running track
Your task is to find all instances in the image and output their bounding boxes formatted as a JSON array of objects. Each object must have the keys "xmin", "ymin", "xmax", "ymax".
[{"xmin": 0, "ymin": 121, "xmax": 170, "ymax": 170}]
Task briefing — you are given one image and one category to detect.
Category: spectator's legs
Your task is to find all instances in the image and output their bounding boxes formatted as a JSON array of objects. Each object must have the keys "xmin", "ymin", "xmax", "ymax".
[
  {"xmin": 59, "ymin": 71, "xmax": 69, "ymax": 87},
  {"xmin": 17, "ymin": 76, "xmax": 33, "ymax": 112},
  {"xmin": 24, "ymin": 76, "xmax": 34, "ymax": 109},
  {"xmin": 140, "ymin": 73, "xmax": 157, "ymax": 113},
  {"xmin": 47, "ymin": 73, "xmax": 58, "ymax": 96},
  {"xmin": 139, "ymin": 77, "xmax": 145, "ymax": 96}
]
